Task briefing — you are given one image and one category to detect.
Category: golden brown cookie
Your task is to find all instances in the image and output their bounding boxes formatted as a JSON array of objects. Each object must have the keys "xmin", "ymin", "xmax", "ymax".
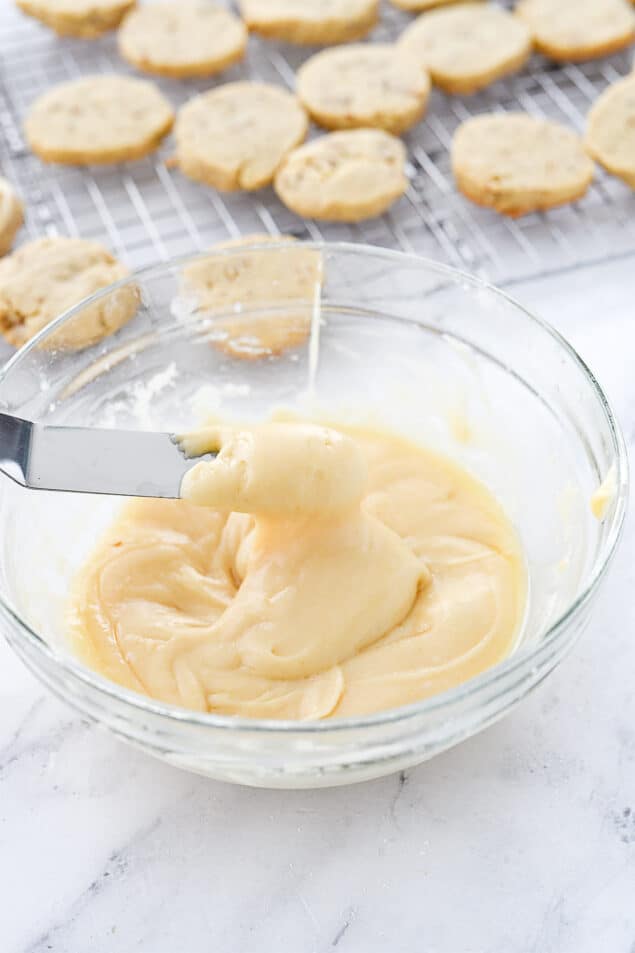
[
  {"xmin": 118, "ymin": 1, "xmax": 247, "ymax": 79},
  {"xmin": 452, "ymin": 112, "xmax": 594, "ymax": 216},
  {"xmin": 399, "ymin": 3, "xmax": 532, "ymax": 95},
  {"xmin": 183, "ymin": 235, "xmax": 323, "ymax": 360},
  {"xmin": 25, "ymin": 75, "xmax": 174, "ymax": 165},
  {"xmin": 0, "ymin": 178, "xmax": 24, "ymax": 257},
  {"xmin": 174, "ymin": 82, "xmax": 308, "ymax": 191},
  {"xmin": 586, "ymin": 74, "xmax": 635, "ymax": 188},
  {"xmin": 16, "ymin": 0, "xmax": 135, "ymax": 38},
  {"xmin": 297, "ymin": 43, "xmax": 430, "ymax": 134},
  {"xmin": 274, "ymin": 129, "xmax": 407, "ymax": 222},
  {"xmin": 515, "ymin": 0, "xmax": 635, "ymax": 62},
  {"xmin": 237, "ymin": 0, "xmax": 379, "ymax": 45},
  {"xmin": 0, "ymin": 237, "xmax": 138, "ymax": 349}
]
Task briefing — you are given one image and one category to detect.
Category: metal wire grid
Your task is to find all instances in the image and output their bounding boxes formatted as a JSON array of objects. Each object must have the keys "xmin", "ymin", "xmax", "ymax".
[{"xmin": 1, "ymin": 1, "xmax": 635, "ymax": 286}]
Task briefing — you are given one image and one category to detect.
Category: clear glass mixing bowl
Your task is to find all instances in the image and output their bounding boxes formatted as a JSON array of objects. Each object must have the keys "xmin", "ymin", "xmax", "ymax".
[{"xmin": 0, "ymin": 243, "xmax": 627, "ymax": 788}]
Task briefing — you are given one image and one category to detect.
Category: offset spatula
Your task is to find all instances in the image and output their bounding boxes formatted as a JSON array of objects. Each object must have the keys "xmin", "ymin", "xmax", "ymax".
[{"xmin": 0, "ymin": 412, "xmax": 204, "ymax": 498}]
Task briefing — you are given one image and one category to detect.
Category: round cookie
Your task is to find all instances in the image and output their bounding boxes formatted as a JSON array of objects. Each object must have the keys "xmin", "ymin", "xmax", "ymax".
[
  {"xmin": 297, "ymin": 44, "xmax": 430, "ymax": 134},
  {"xmin": 16, "ymin": 0, "xmax": 135, "ymax": 37},
  {"xmin": 183, "ymin": 235, "xmax": 323, "ymax": 360},
  {"xmin": 399, "ymin": 3, "xmax": 532, "ymax": 95},
  {"xmin": 0, "ymin": 237, "xmax": 139, "ymax": 349},
  {"xmin": 237, "ymin": 0, "xmax": 379, "ymax": 45},
  {"xmin": 0, "ymin": 178, "xmax": 24, "ymax": 257},
  {"xmin": 451, "ymin": 113, "xmax": 594, "ymax": 216},
  {"xmin": 586, "ymin": 74, "xmax": 635, "ymax": 188},
  {"xmin": 25, "ymin": 75, "xmax": 174, "ymax": 166},
  {"xmin": 515, "ymin": 0, "xmax": 635, "ymax": 62},
  {"xmin": 118, "ymin": 1, "xmax": 247, "ymax": 79},
  {"xmin": 174, "ymin": 82, "xmax": 308, "ymax": 192},
  {"xmin": 274, "ymin": 129, "xmax": 407, "ymax": 222}
]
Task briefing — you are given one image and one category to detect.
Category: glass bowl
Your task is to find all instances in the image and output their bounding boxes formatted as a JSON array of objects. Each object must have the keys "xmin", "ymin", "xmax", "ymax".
[{"xmin": 0, "ymin": 243, "xmax": 627, "ymax": 788}]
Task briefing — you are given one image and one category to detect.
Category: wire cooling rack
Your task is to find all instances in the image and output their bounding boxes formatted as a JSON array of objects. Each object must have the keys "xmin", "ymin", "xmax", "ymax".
[{"xmin": 1, "ymin": 1, "xmax": 635, "ymax": 287}]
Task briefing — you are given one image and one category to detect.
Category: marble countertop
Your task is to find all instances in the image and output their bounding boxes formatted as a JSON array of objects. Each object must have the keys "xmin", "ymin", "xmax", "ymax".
[{"xmin": 1, "ymin": 256, "xmax": 634, "ymax": 953}]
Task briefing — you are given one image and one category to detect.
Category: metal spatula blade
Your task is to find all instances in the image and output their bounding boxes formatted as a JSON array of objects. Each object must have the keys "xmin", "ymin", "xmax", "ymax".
[{"xmin": 0, "ymin": 412, "xmax": 204, "ymax": 498}]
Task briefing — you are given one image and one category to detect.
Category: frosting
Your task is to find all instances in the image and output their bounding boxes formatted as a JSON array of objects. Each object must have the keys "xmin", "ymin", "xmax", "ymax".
[{"xmin": 68, "ymin": 419, "xmax": 526, "ymax": 719}]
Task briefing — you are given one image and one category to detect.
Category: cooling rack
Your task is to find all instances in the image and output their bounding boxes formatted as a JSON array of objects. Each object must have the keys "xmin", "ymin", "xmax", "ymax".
[{"xmin": 1, "ymin": 1, "xmax": 635, "ymax": 288}]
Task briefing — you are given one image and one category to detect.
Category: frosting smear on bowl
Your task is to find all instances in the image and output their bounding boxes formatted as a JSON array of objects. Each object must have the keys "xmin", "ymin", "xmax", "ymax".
[{"xmin": 68, "ymin": 419, "xmax": 526, "ymax": 719}]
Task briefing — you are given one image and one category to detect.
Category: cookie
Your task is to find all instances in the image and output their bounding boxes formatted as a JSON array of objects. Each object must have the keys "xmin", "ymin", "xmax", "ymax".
[
  {"xmin": 0, "ymin": 178, "xmax": 24, "ymax": 257},
  {"xmin": 586, "ymin": 74, "xmax": 635, "ymax": 188},
  {"xmin": 16, "ymin": 0, "xmax": 135, "ymax": 38},
  {"xmin": 297, "ymin": 43, "xmax": 430, "ymax": 134},
  {"xmin": 390, "ymin": 0, "xmax": 483, "ymax": 10},
  {"xmin": 515, "ymin": 0, "xmax": 635, "ymax": 62},
  {"xmin": 183, "ymin": 235, "xmax": 323, "ymax": 360},
  {"xmin": 25, "ymin": 75, "xmax": 174, "ymax": 165},
  {"xmin": 399, "ymin": 3, "xmax": 532, "ymax": 95},
  {"xmin": 174, "ymin": 82, "xmax": 308, "ymax": 191},
  {"xmin": 274, "ymin": 129, "xmax": 407, "ymax": 222},
  {"xmin": 118, "ymin": 1, "xmax": 247, "ymax": 79},
  {"xmin": 451, "ymin": 113, "xmax": 594, "ymax": 216},
  {"xmin": 237, "ymin": 0, "xmax": 379, "ymax": 45},
  {"xmin": 0, "ymin": 237, "xmax": 138, "ymax": 349}
]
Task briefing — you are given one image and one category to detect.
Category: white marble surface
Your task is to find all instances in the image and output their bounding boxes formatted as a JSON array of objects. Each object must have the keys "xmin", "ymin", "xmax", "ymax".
[{"xmin": 1, "ymin": 256, "xmax": 634, "ymax": 953}]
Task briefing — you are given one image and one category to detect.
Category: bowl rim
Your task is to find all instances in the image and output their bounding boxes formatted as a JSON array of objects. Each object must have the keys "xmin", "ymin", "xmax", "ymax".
[{"xmin": 0, "ymin": 241, "xmax": 629, "ymax": 734}]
